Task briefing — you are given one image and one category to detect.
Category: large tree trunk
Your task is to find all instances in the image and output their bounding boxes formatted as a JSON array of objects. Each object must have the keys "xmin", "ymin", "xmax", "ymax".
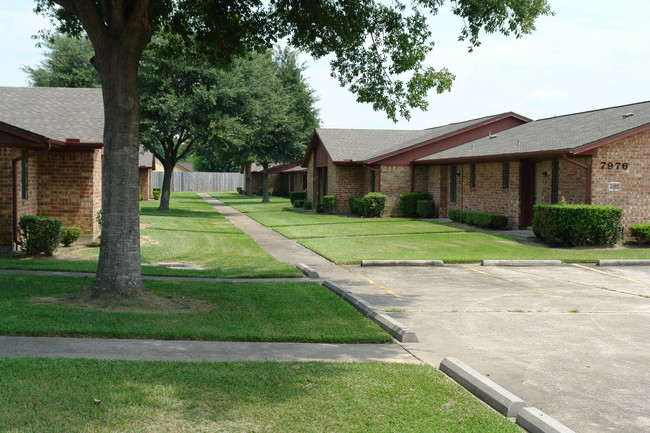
[
  {"xmin": 158, "ymin": 160, "xmax": 173, "ymax": 211},
  {"xmin": 245, "ymin": 162, "xmax": 253, "ymax": 196},
  {"xmin": 261, "ymin": 163, "xmax": 270, "ymax": 203},
  {"xmin": 87, "ymin": 14, "xmax": 151, "ymax": 299}
]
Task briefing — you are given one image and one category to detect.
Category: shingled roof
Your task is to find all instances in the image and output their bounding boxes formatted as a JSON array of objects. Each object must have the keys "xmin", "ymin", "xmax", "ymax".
[
  {"xmin": 308, "ymin": 113, "xmax": 528, "ymax": 164},
  {"xmin": 417, "ymin": 100, "xmax": 650, "ymax": 163},
  {"xmin": 0, "ymin": 86, "xmax": 103, "ymax": 144}
]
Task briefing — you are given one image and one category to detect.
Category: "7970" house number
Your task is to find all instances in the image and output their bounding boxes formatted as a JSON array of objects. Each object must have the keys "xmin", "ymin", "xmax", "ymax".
[{"xmin": 600, "ymin": 161, "xmax": 629, "ymax": 169}]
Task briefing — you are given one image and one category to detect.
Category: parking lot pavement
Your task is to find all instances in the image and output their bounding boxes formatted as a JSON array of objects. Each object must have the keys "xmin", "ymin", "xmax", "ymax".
[{"xmin": 345, "ymin": 264, "xmax": 650, "ymax": 433}]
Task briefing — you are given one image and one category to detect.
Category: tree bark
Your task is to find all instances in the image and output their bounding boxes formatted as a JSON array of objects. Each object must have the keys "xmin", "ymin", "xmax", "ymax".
[
  {"xmin": 158, "ymin": 160, "xmax": 173, "ymax": 211},
  {"xmin": 261, "ymin": 163, "xmax": 270, "ymax": 203},
  {"xmin": 245, "ymin": 162, "xmax": 253, "ymax": 196}
]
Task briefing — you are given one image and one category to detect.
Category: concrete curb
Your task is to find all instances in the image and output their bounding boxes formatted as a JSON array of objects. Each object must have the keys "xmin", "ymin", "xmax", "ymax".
[
  {"xmin": 481, "ymin": 260, "xmax": 564, "ymax": 267},
  {"xmin": 361, "ymin": 260, "xmax": 444, "ymax": 267},
  {"xmin": 516, "ymin": 407, "xmax": 578, "ymax": 433},
  {"xmin": 296, "ymin": 263, "xmax": 319, "ymax": 278},
  {"xmin": 322, "ymin": 280, "xmax": 418, "ymax": 343},
  {"xmin": 597, "ymin": 259, "xmax": 650, "ymax": 266},
  {"xmin": 439, "ymin": 357, "xmax": 525, "ymax": 417}
]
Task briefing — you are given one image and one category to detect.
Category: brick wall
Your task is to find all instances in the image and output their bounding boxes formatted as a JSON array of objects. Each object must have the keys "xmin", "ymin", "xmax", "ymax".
[
  {"xmin": 591, "ymin": 130, "xmax": 650, "ymax": 230},
  {"xmin": 0, "ymin": 147, "xmax": 14, "ymax": 246},
  {"xmin": 36, "ymin": 149, "xmax": 102, "ymax": 238},
  {"xmin": 139, "ymin": 168, "xmax": 151, "ymax": 200},
  {"xmin": 330, "ymin": 164, "xmax": 372, "ymax": 212},
  {"xmin": 558, "ymin": 158, "xmax": 589, "ymax": 203},
  {"xmin": 379, "ymin": 165, "xmax": 413, "ymax": 216}
]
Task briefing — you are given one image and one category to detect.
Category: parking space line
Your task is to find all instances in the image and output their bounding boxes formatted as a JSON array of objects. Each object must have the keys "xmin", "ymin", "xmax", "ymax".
[
  {"xmin": 461, "ymin": 265, "xmax": 564, "ymax": 298},
  {"xmin": 459, "ymin": 264, "xmax": 493, "ymax": 276},
  {"xmin": 571, "ymin": 263, "xmax": 648, "ymax": 284},
  {"xmin": 343, "ymin": 267, "xmax": 402, "ymax": 298}
]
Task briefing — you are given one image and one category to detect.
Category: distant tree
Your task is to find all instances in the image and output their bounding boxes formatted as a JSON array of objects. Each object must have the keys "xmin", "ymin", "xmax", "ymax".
[
  {"xmin": 189, "ymin": 154, "xmax": 239, "ymax": 173},
  {"xmin": 21, "ymin": 33, "xmax": 99, "ymax": 87},
  {"xmin": 35, "ymin": 0, "xmax": 552, "ymax": 300}
]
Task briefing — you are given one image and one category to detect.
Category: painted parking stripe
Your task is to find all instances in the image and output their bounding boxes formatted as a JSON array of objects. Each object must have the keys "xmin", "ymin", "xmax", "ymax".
[
  {"xmin": 571, "ymin": 263, "xmax": 647, "ymax": 284},
  {"xmin": 343, "ymin": 267, "xmax": 402, "ymax": 298},
  {"xmin": 461, "ymin": 265, "xmax": 563, "ymax": 298}
]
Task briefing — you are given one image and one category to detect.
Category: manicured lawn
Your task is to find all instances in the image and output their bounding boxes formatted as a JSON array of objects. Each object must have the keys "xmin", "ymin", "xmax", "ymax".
[
  {"xmin": 299, "ymin": 232, "xmax": 650, "ymax": 264},
  {"xmin": 0, "ymin": 358, "xmax": 523, "ymax": 433},
  {"xmin": 275, "ymin": 220, "xmax": 463, "ymax": 239},
  {"xmin": 0, "ymin": 193, "xmax": 301, "ymax": 278},
  {"xmin": 0, "ymin": 274, "xmax": 390, "ymax": 343}
]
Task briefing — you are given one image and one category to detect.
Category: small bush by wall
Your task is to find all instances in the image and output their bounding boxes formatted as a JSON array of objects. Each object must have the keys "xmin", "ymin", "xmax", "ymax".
[
  {"xmin": 18, "ymin": 215, "xmax": 62, "ymax": 255},
  {"xmin": 290, "ymin": 190, "xmax": 307, "ymax": 207},
  {"xmin": 60, "ymin": 227, "xmax": 82, "ymax": 247},
  {"xmin": 448, "ymin": 209, "xmax": 508, "ymax": 229},
  {"xmin": 322, "ymin": 195, "xmax": 337, "ymax": 214},
  {"xmin": 400, "ymin": 192, "xmax": 431, "ymax": 217},
  {"xmin": 360, "ymin": 193, "xmax": 387, "ymax": 218},
  {"xmin": 303, "ymin": 201, "xmax": 313, "ymax": 210},
  {"xmin": 630, "ymin": 223, "xmax": 650, "ymax": 244},
  {"xmin": 416, "ymin": 200, "xmax": 437, "ymax": 218},
  {"xmin": 316, "ymin": 203, "xmax": 325, "ymax": 213},
  {"xmin": 293, "ymin": 199, "xmax": 305, "ymax": 208},
  {"xmin": 533, "ymin": 204, "xmax": 622, "ymax": 247},
  {"xmin": 349, "ymin": 197, "xmax": 364, "ymax": 215}
]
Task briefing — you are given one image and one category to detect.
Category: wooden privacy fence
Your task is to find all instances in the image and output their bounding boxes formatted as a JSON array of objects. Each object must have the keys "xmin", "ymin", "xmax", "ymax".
[{"xmin": 152, "ymin": 172, "xmax": 242, "ymax": 192}]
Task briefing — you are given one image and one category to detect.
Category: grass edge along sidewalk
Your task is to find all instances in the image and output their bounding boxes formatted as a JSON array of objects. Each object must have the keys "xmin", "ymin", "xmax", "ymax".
[
  {"xmin": 0, "ymin": 358, "xmax": 524, "ymax": 433},
  {"xmin": 213, "ymin": 192, "xmax": 650, "ymax": 264}
]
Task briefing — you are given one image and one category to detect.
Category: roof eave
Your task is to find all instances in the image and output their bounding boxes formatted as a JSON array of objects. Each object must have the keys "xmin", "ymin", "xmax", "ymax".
[
  {"xmin": 571, "ymin": 123, "xmax": 650, "ymax": 155},
  {"xmin": 414, "ymin": 148, "xmax": 574, "ymax": 165}
]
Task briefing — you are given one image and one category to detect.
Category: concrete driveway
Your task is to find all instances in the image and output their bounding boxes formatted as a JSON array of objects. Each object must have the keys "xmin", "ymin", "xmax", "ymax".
[{"xmin": 345, "ymin": 263, "xmax": 650, "ymax": 433}]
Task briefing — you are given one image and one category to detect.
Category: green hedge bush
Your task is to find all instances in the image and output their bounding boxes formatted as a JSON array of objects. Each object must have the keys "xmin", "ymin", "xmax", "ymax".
[
  {"xmin": 448, "ymin": 209, "xmax": 508, "ymax": 229},
  {"xmin": 303, "ymin": 201, "xmax": 313, "ymax": 210},
  {"xmin": 532, "ymin": 204, "xmax": 622, "ymax": 247},
  {"xmin": 18, "ymin": 215, "xmax": 62, "ymax": 255},
  {"xmin": 316, "ymin": 203, "xmax": 325, "ymax": 213},
  {"xmin": 349, "ymin": 197, "xmax": 364, "ymax": 215},
  {"xmin": 630, "ymin": 223, "xmax": 650, "ymax": 244},
  {"xmin": 290, "ymin": 190, "xmax": 307, "ymax": 207},
  {"xmin": 293, "ymin": 199, "xmax": 305, "ymax": 208},
  {"xmin": 400, "ymin": 192, "xmax": 431, "ymax": 217},
  {"xmin": 322, "ymin": 195, "xmax": 337, "ymax": 214},
  {"xmin": 60, "ymin": 226, "xmax": 82, "ymax": 247},
  {"xmin": 360, "ymin": 193, "xmax": 387, "ymax": 218},
  {"xmin": 416, "ymin": 200, "xmax": 437, "ymax": 218}
]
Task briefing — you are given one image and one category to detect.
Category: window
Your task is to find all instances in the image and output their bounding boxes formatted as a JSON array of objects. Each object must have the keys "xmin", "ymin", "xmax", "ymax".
[
  {"xmin": 502, "ymin": 162, "xmax": 510, "ymax": 189},
  {"xmin": 21, "ymin": 151, "xmax": 28, "ymax": 200},
  {"xmin": 551, "ymin": 160, "xmax": 559, "ymax": 203},
  {"xmin": 470, "ymin": 164, "xmax": 476, "ymax": 188},
  {"xmin": 450, "ymin": 165, "xmax": 458, "ymax": 202}
]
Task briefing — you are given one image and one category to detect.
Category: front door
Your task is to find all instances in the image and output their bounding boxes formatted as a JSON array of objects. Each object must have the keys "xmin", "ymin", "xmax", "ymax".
[{"xmin": 519, "ymin": 160, "xmax": 536, "ymax": 228}]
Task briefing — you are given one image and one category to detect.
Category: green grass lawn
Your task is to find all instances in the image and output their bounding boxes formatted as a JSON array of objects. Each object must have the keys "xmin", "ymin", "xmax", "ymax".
[
  {"xmin": 299, "ymin": 232, "xmax": 650, "ymax": 264},
  {"xmin": 0, "ymin": 358, "xmax": 523, "ymax": 433},
  {"xmin": 274, "ymin": 220, "xmax": 463, "ymax": 239},
  {"xmin": 0, "ymin": 193, "xmax": 301, "ymax": 278},
  {"xmin": 0, "ymin": 274, "xmax": 390, "ymax": 343}
]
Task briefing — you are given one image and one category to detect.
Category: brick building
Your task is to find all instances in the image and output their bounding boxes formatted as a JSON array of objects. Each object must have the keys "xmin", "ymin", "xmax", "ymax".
[
  {"xmin": 0, "ymin": 87, "xmax": 153, "ymax": 251},
  {"xmin": 415, "ymin": 101, "xmax": 650, "ymax": 231},
  {"xmin": 245, "ymin": 162, "xmax": 306, "ymax": 196},
  {"xmin": 302, "ymin": 113, "xmax": 530, "ymax": 214}
]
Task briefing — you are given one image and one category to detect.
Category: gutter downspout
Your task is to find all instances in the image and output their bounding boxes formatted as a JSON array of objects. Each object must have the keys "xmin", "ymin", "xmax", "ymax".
[
  {"xmin": 363, "ymin": 164, "xmax": 380, "ymax": 192},
  {"xmin": 11, "ymin": 141, "xmax": 53, "ymax": 246},
  {"xmin": 563, "ymin": 153, "xmax": 591, "ymax": 204}
]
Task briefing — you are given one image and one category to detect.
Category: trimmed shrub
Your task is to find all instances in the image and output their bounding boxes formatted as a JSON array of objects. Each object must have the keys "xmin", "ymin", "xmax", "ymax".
[
  {"xmin": 60, "ymin": 226, "xmax": 82, "ymax": 247},
  {"xmin": 290, "ymin": 190, "xmax": 307, "ymax": 207},
  {"xmin": 316, "ymin": 203, "xmax": 326, "ymax": 214},
  {"xmin": 448, "ymin": 209, "xmax": 508, "ymax": 229},
  {"xmin": 360, "ymin": 192, "xmax": 387, "ymax": 218},
  {"xmin": 18, "ymin": 215, "xmax": 62, "ymax": 255},
  {"xmin": 416, "ymin": 200, "xmax": 437, "ymax": 218},
  {"xmin": 533, "ymin": 204, "xmax": 622, "ymax": 247},
  {"xmin": 322, "ymin": 195, "xmax": 337, "ymax": 214},
  {"xmin": 303, "ymin": 201, "xmax": 313, "ymax": 210},
  {"xmin": 400, "ymin": 192, "xmax": 431, "ymax": 217},
  {"xmin": 293, "ymin": 199, "xmax": 305, "ymax": 208},
  {"xmin": 349, "ymin": 197, "xmax": 364, "ymax": 215},
  {"xmin": 153, "ymin": 191, "xmax": 161, "ymax": 200},
  {"xmin": 236, "ymin": 187, "xmax": 243, "ymax": 195},
  {"xmin": 630, "ymin": 223, "xmax": 650, "ymax": 244}
]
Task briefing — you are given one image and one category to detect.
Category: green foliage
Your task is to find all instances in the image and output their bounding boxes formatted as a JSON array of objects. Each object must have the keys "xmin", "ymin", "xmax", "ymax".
[
  {"xmin": 322, "ymin": 195, "xmax": 337, "ymax": 214},
  {"xmin": 630, "ymin": 223, "xmax": 650, "ymax": 244},
  {"xmin": 303, "ymin": 201, "xmax": 313, "ymax": 210},
  {"xmin": 290, "ymin": 191, "xmax": 307, "ymax": 207},
  {"xmin": 533, "ymin": 204, "xmax": 622, "ymax": 247},
  {"xmin": 18, "ymin": 215, "xmax": 62, "ymax": 255},
  {"xmin": 237, "ymin": 187, "xmax": 244, "ymax": 195},
  {"xmin": 60, "ymin": 226, "xmax": 82, "ymax": 247},
  {"xmin": 448, "ymin": 210, "xmax": 508, "ymax": 229},
  {"xmin": 21, "ymin": 34, "xmax": 100, "ymax": 88},
  {"xmin": 416, "ymin": 200, "xmax": 438, "ymax": 218},
  {"xmin": 399, "ymin": 192, "xmax": 431, "ymax": 217},
  {"xmin": 349, "ymin": 197, "xmax": 365, "ymax": 215},
  {"xmin": 316, "ymin": 203, "xmax": 326, "ymax": 214},
  {"xmin": 293, "ymin": 199, "xmax": 305, "ymax": 208},
  {"xmin": 153, "ymin": 191, "xmax": 161, "ymax": 200},
  {"xmin": 360, "ymin": 193, "xmax": 388, "ymax": 218}
]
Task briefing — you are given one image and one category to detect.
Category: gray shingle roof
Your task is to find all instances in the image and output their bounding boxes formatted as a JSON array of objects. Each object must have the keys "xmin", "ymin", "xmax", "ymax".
[
  {"xmin": 315, "ymin": 114, "xmax": 516, "ymax": 162},
  {"xmin": 0, "ymin": 86, "xmax": 104, "ymax": 143},
  {"xmin": 418, "ymin": 101, "xmax": 650, "ymax": 162}
]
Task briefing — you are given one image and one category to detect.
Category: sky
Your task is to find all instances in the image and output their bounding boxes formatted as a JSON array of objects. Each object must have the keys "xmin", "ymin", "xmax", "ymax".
[{"xmin": 1, "ymin": 1, "xmax": 649, "ymax": 130}]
